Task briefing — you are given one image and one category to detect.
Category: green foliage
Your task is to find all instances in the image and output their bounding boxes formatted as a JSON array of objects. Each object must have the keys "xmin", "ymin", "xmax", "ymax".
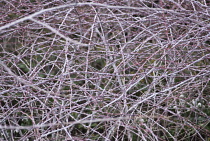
[
  {"xmin": 18, "ymin": 63, "xmax": 29, "ymax": 73},
  {"xmin": 91, "ymin": 58, "xmax": 106, "ymax": 70}
]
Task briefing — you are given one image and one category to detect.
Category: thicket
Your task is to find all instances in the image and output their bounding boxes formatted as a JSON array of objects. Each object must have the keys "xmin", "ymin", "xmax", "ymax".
[{"xmin": 0, "ymin": 0, "xmax": 210, "ymax": 140}]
